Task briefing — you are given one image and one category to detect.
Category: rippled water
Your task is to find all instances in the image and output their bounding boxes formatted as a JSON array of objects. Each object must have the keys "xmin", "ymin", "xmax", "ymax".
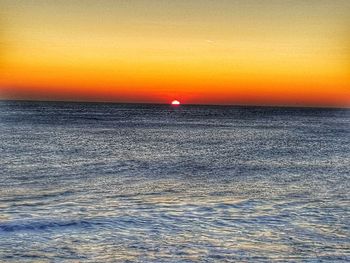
[{"xmin": 0, "ymin": 101, "xmax": 349, "ymax": 262}]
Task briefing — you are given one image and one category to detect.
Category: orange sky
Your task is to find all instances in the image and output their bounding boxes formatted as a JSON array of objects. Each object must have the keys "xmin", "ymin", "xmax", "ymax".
[{"xmin": 1, "ymin": 0, "xmax": 349, "ymax": 107}]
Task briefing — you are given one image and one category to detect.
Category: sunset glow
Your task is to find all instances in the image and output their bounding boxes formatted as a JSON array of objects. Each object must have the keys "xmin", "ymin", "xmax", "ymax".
[
  {"xmin": 171, "ymin": 100, "xmax": 180, "ymax": 106},
  {"xmin": 0, "ymin": 0, "xmax": 349, "ymax": 107}
]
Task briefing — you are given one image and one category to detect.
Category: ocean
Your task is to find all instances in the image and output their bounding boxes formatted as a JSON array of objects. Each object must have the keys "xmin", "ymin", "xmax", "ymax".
[{"xmin": 0, "ymin": 100, "xmax": 349, "ymax": 262}]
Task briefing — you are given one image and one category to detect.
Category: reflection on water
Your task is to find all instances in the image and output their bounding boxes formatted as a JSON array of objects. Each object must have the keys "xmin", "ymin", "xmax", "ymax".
[{"xmin": 0, "ymin": 101, "xmax": 349, "ymax": 262}]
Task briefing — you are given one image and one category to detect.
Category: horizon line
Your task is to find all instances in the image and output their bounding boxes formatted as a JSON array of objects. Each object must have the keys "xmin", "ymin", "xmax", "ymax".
[{"xmin": 0, "ymin": 98, "xmax": 349, "ymax": 110}]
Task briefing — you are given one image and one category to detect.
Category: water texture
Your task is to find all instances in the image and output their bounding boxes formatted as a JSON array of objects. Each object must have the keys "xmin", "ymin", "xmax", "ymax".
[{"xmin": 0, "ymin": 101, "xmax": 349, "ymax": 262}]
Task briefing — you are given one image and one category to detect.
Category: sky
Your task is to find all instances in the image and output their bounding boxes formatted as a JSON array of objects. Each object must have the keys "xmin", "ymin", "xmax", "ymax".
[{"xmin": 0, "ymin": 0, "xmax": 349, "ymax": 107}]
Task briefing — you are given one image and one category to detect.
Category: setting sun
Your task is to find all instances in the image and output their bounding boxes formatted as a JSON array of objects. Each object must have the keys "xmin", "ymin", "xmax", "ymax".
[
  {"xmin": 0, "ymin": 1, "xmax": 349, "ymax": 261},
  {"xmin": 1, "ymin": 0, "xmax": 349, "ymax": 107}
]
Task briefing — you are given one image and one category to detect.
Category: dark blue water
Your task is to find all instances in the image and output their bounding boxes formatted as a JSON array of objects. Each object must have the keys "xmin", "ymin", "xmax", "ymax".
[{"xmin": 0, "ymin": 100, "xmax": 349, "ymax": 262}]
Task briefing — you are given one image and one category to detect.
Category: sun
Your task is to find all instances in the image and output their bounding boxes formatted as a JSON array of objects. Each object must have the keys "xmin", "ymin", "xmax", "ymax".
[{"xmin": 171, "ymin": 100, "xmax": 180, "ymax": 105}]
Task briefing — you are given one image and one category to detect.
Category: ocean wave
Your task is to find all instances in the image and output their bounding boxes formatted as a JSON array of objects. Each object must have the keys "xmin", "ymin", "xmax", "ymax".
[{"xmin": 0, "ymin": 219, "xmax": 93, "ymax": 232}]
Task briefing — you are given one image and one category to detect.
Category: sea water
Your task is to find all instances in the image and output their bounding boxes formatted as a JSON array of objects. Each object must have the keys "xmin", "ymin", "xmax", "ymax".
[{"xmin": 0, "ymin": 101, "xmax": 349, "ymax": 262}]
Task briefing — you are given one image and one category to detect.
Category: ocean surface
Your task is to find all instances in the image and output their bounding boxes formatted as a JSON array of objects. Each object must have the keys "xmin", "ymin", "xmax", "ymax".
[{"xmin": 0, "ymin": 100, "xmax": 349, "ymax": 262}]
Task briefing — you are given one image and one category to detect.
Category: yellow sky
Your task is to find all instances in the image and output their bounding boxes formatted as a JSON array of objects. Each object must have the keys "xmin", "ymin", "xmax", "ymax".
[{"xmin": 1, "ymin": 0, "xmax": 349, "ymax": 106}]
